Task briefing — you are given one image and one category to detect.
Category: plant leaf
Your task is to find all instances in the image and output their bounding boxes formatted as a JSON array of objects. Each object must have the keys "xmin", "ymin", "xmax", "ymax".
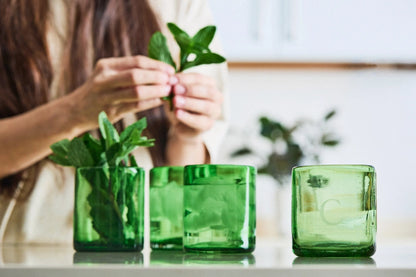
[
  {"xmin": 105, "ymin": 143, "xmax": 125, "ymax": 167},
  {"xmin": 230, "ymin": 147, "xmax": 253, "ymax": 157},
  {"xmin": 259, "ymin": 116, "xmax": 287, "ymax": 143},
  {"xmin": 98, "ymin": 111, "xmax": 120, "ymax": 150},
  {"xmin": 82, "ymin": 133, "xmax": 104, "ymax": 165},
  {"xmin": 148, "ymin": 32, "xmax": 176, "ymax": 69},
  {"xmin": 129, "ymin": 155, "xmax": 138, "ymax": 167},
  {"xmin": 67, "ymin": 137, "xmax": 94, "ymax": 167},
  {"xmin": 167, "ymin": 22, "xmax": 192, "ymax": 52},
  {"xmin": 324, "ymin": 109, "xmax": 337, "ymax": 121},
  {"xmin": 181, "ymin": 52, "xmax": 226, "ymax": 71},
  {"xmin": 50, "ymin": 139, "xmax": 70, "ymax": 157},
  {"xmin": 193, "ymin": 25, "xmax": 216, "ymax": 47},
  {"xmin": 48, "ymin": 154, "xmax": 72, "ymax": 166},
  {"xmin": 83, "ymin": 168, "xmax": 123, "ymax": 242},
  {"xmin": 120, "ymin": 117, "xmax": 147, "ymax": 143},
  {"xmin": 49, "ymin": 139, "xmax": 71, "ymax": 166},
  {"xmin": 322, "ymin": 139, "xmax": 340, "ymax": 146}
]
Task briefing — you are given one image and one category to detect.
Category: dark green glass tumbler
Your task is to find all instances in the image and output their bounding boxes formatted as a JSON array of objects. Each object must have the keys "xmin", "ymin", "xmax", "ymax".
[
  {"xmin": 183, "ymin": 164, "xmax": 256, "ymax": 253},
  {"xmin": 292, "ymin": 165, "xmax": 377, "ymax": 257},
  {"xmin": 150, "ymin": 166, "xmax": 184, "ymax": 250},
  {"xmin": 74, "ymin": 166, "xmax": 144, "ymax": 251}
]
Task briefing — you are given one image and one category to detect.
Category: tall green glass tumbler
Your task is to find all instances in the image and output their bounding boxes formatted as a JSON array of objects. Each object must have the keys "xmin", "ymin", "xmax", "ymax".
[
  {"xmin": 183, "ymin": 164, "xmax": 256, "ymax": 253},
  {"xmin": 292, "ymin": 165, "xmax": 377, "ymax": 257},
  {"xmin": 74, "ymin": 166, "xmax": 145, "ymax": 252},
  {"xmin": 150, "ymin": 166, "xmax": 184, "ymax": 250}
]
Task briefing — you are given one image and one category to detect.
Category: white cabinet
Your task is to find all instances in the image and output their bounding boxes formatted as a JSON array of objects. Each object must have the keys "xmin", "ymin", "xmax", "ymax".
[{"xmin": 208, "ymin": 0, "xmax": 416, "ymax": 63}]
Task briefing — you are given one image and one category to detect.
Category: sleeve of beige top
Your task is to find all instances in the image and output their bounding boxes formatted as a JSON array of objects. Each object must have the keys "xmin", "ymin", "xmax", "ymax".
[{"xmin": 149, "ymin": 0, "xmax": 230, "ymax": 163}]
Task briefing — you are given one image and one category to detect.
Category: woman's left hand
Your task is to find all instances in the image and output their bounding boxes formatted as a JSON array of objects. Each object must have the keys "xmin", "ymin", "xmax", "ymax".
[{"xmin": 168, "ymin": 72, "xmax": 223, "ymax": 141}]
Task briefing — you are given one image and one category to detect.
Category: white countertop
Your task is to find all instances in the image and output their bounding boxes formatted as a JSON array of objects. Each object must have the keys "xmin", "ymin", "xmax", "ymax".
[{"xmin": 1, "ymin": 239, "xmax": 415, "ymax": 277}]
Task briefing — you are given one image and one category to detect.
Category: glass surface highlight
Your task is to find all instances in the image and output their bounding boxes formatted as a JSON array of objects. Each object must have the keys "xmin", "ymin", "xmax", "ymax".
[
  {"xmin": 292, "ymin": 165, "xmax": 376, "ymax": 257},
  {"xmin": 74, "ymin": 166, "xmax": 144, "ymax": 252},
  {"xmin": 183, "ymin": 164, "xmax": 256, "ymax": 253},
  {"xmin": 150, "ymin": 166, "xmax": 184, "ymax": 250}
]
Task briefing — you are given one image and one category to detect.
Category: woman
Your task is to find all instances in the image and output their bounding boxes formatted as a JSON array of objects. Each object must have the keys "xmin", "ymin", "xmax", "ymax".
[{"xmin": 0, "ymin": 0, "xmax": 228, "ymax": 244}]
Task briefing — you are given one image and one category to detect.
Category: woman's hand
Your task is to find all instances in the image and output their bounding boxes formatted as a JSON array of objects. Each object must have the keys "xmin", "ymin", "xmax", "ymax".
[
  {"xmin": 69, "ymin": 55, "xmax": 177, "ymax": 131},
  {"xmin": 169, "ymin": 72, "xmax": 223, "ymax": 141},
  {"xmin": 165, "ymin": 72, "xmax": 223, "ymax": 165}
]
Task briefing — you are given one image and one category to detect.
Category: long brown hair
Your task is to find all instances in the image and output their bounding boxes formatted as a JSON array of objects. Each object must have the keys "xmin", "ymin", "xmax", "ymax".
[{"xmin": 0, "ymin": 0, "xmax": 169, "ymax": 198}]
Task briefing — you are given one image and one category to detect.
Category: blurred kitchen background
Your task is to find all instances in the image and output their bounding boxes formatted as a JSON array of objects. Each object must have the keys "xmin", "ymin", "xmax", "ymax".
[{"xmin": 208, "ymin": 0, "xmax": 416, "ymax": 240}]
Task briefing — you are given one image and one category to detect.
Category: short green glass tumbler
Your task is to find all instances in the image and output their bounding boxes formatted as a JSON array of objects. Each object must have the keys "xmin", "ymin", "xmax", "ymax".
[
  {"xmin": 183, "ymin": 164, "xmax": 256, "ymax": 253},
  {"xmin": 292, "ymin": 165, "xmax": 377, "ymax": 257},
  {"xmin": 74, "ymin": 167, "xmax": 145, "ymax": 252},
  {"xmin": 150, "ymin": 166, "xmax": 184, "ymax": 250}
]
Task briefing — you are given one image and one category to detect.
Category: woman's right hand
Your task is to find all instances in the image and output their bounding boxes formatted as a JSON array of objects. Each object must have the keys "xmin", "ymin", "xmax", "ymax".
[{"xmin": 68, "ymin": 55, "xmax": 177, "ymax": 131}]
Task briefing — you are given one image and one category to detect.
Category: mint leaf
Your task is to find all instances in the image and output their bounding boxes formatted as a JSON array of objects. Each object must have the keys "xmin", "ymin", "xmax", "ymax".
[
  {"xmin": 193, "ymin": 25, "xmax": 216, "ymax": 48},
  {"xmin": 50, "ymin": 139, "xmax": 70, "ymax": 157},
  {"xmin": 98, "ymin": 111, "xmax": 120, "ymax": 150},
  {"xmin": 49, "ymin": 112, "xmax": 154, "ymax": 168},
  {"xmin": 167, "ymin": 23, "xmax": 192, "ymax": 54},
  {"xmin": 82, "ymin": 133, "xmax": 105, "ymax": 165},
  {"xmin": 120, "ymin": 117, "xmax": 147, "ymax": 143},
  {"xmin": 182, "ymin": 52, "xmax": 226, "ymax": 71},
  {"xmin": 105, "ymin": 142, "xmax": 123, "ymax": 167},
  {"xmin": 84, "ymin": 168, "xmax": 123, "ymax": 242},
  {"xmin": 149, "ymin": 23, "xmax": 226, "ymax": 110},
  {"xmin": 48, "ymin": 154, "xmax": 72, "ymax": 166},
  {"xmin": 129, "ymin": 155, "xmax": 138, "ymax": 167},
  {"xmin": 49, "ymin": 139, "xmax": 71, "ymax": 166},
  {"xmin": 148, "ymin": 32, "xmax": 176, "ymax": 69},
  {"xmin": 50, "ymin": 112, "xmax": 154, "ymax": 247},
  {"xmin": 166, "ymin": 22, "xmax": 226, "ymax": 72},
  {"xmin": 67, "ymin": 137, "xmax": 94, "ymax": 167}
]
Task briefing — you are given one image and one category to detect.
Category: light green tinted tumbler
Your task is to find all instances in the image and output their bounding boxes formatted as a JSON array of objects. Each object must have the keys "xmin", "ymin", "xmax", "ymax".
[
  {"xmin": 150, "ymin": 166, "xmax": 184, "ymax": 250},
  {"xmin": 183, "ymin": 164, "xmax": 256, "ymax": 253},
  {"xmin": 292, "ymin": 165, "xmax": 376, "ymax": 257},
  {"xmin": 74, "ymin": 167, "xmax": 144, "ymax": 252}
]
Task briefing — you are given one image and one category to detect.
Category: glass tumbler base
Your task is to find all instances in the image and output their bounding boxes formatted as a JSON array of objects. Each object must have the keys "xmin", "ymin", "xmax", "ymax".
[{"xmin": 292, "ymin": 241, "xmax": 376, "ymax": 257}]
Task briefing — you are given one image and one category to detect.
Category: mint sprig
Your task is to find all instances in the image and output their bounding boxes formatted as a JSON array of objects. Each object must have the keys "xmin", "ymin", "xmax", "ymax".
[
  {"xmin": 148, "ymin": 22, "xmax": 226, "ymax": 108},
  {"xmin": 49, "ymin": 112, "xmax": 153, "ymax": 247},
  {"xmin": 49, "ymin": 111, "xmax": 154, "ymax": 168}
]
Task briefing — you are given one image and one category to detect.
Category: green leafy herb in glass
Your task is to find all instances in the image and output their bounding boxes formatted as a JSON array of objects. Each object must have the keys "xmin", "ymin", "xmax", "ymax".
[
  {"xmin": 148, "ymin": 22, "xmax": 226, "ymax": 108},
  {"xmin": 49, "ymin": 112, "xmax": 154, "ymax": 251},
  {"xmin": 49, "ymin": 111, "xmax": 154, "ymax": 168}
]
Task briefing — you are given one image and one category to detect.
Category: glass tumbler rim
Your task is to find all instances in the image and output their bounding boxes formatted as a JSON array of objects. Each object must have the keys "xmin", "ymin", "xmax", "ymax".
[
  {"xmin": 184, "ymin": 164, "xmax": 256, "ymax": 171},
  {"xmin": 76, "ymin": 166, "xmax": 144, "ymax": 171},
  {"xmin": 292, "ymin": 164, "xmax": 375, "ymax": 172},
  {"xmin": 150, "ymin": 165, "xmax": 184, "ymax": 172}
]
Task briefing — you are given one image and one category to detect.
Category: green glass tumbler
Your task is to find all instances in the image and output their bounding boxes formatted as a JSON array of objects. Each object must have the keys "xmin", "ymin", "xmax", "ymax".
[
  {"xmin": 292, "ymin": 165, "xmax": 376, "ymax": 257},
  {"xmin": 74, "ymin": 166, "xmax": 145, "ymax": 252},
  {"xmin": 183, "ymin": 164, "xmax": 256, "ymax": 253},
  {"xmin": 150, "ymin": 166, "xmax": 184, "ymax": 250}
]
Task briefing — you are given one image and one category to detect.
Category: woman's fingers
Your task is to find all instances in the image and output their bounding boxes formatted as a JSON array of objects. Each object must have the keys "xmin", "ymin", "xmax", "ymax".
[
  {"xmin": 96, "ymin": 56, "xmax": 175, "ymax": 75},
  {"xmin": 175, "ymin": 72, "xmax": 216, "ymax": 88},
  {"xmin": 96, "ymin": 69, "xmax": 178, "ymax": 89},
  {"xmin": 173, "ymin": 95, "xmax": 221, "ymax": 118},
  {"xmin": 175, "ymin": 109, "xmax": 214, "ymax": 131},
  {"xmin": 168, "ymin": 73, "xmax": 223, "ymax": 132},
  {"xmin": 114, "ymin": 98, "xmax": 164, "ymax": 115},
  {"xmin": 105, "ymin": 85, "xmax": 171, "ymax": 104}
]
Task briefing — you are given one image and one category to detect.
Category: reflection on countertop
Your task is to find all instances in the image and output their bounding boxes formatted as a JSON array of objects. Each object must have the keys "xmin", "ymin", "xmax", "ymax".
[
  {"xmin": 73, "ymin": 252, "xmax": 143, "ymax": 265},
  {"xmin": 292, "ymin": 257, "xmax": 376, "ymax": 266},
  {"xmin": 1, "ymin": 239, "xmax": 416, "ymax": 269}
]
